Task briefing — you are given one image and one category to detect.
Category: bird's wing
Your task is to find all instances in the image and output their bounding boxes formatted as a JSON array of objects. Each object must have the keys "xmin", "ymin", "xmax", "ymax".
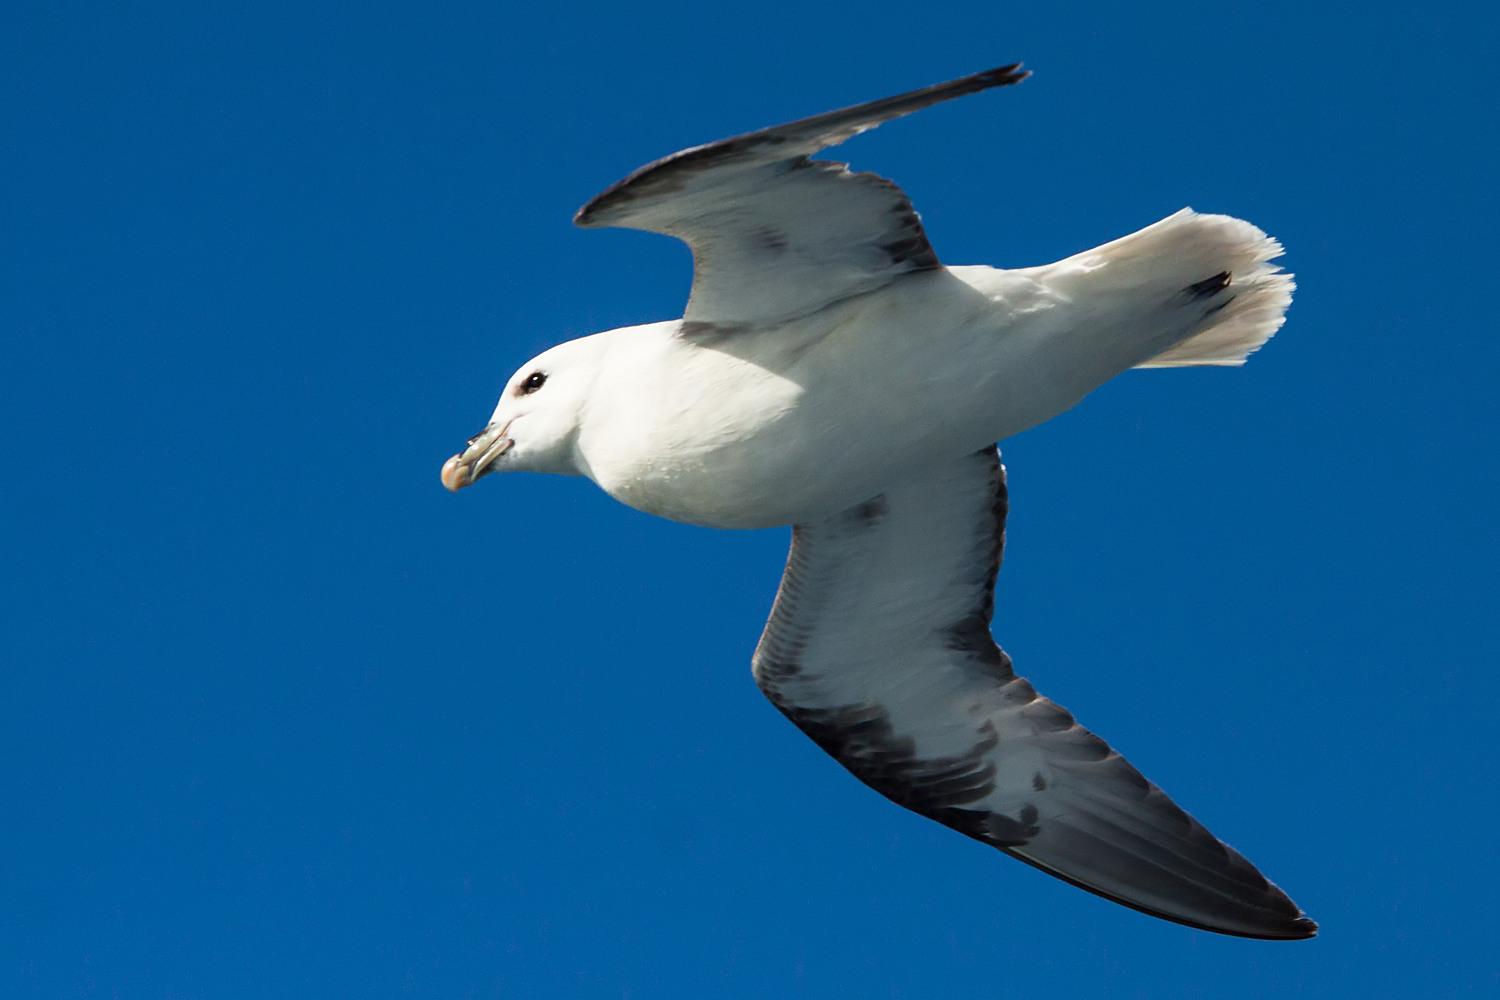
[
  {"xmin": 753, "ymin": 447, "xmax": 1316, "ymax": 939},
  {"xmin": 574, "ymin": 65, "xmax": 1028, "ymax": 331}
]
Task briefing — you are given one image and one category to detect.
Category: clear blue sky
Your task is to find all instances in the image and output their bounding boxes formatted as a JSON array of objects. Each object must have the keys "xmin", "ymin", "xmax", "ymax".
[{"xmin": 4, "ymin": 1, "xmax": 1497, "ymax": 996}]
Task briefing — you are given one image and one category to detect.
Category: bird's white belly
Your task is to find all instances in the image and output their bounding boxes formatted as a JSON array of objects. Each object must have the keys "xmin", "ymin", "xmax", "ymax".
[
  {"xmin": 579, "ymin": 343, "xmax": 841, "ymax": 529},
  {"xmin": 577, "ymin": 271, "xmax": 1090, "ymax": 530}
]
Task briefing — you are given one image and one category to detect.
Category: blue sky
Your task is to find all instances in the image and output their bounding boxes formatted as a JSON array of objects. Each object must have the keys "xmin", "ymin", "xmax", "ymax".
[{"xmin": 4, "ymin": 1, "xmax": 1497, "ymax": 996}]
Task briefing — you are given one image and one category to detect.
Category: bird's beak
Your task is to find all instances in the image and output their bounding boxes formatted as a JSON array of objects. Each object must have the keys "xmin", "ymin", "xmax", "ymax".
[{"xmin": 440, "ymin": 423, "xmax": 513, "ymax": 491}]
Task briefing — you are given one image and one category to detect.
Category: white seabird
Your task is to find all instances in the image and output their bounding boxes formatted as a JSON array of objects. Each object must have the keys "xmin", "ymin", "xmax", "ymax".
[{"xmin": 441, "ymin": 65, "xmax": 1314, "ymax": 939}]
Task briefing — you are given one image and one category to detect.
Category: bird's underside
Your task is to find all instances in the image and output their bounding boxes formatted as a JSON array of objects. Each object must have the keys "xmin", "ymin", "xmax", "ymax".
[{"xmin": 754, "ymin": 448, "xmax": 1315, "ymax": 939}]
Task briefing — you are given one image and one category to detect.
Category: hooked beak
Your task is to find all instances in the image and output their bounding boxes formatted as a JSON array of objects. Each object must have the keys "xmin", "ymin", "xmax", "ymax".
[{"xmin": 441, "ymin": 422, "xmax": 514, "ymax": 491}]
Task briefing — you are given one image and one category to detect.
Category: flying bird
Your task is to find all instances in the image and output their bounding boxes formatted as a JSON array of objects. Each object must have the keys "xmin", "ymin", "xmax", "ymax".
[{"xmin": 441, "ymin": 65, "xmax": 1314, "ymax": 939}]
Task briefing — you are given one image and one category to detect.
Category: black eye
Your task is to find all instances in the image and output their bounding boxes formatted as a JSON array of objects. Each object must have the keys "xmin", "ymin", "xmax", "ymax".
[{"xmin": 518, "ymin": 371, "xmax": 547, "ymax": 395}]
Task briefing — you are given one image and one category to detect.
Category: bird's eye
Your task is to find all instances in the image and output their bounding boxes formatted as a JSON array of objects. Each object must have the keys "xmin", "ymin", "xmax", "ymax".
[{"xmin": 519, "ymin": 371, "xmax": 547, "ymax": 395}]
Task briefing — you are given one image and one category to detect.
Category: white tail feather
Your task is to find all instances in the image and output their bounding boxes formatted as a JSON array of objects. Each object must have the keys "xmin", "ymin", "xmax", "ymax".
[{"xmin": 1098, "ymin": 209, "xmax": 1294, "ymax": 368}]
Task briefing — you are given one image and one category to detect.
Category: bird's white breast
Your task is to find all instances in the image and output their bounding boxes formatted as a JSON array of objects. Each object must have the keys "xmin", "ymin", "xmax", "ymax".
[{"xmin": 575, "ymin": 269, "xmax": 1079, "ymax": 529}]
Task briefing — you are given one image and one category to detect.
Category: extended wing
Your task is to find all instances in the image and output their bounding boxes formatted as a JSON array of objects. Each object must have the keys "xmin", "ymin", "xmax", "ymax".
[
  {"xmin": 753, "ymin": 447, "xmax": 1316, "ymax": 939},
  {"xmin": 575, "ymin": 65, "xmax": 1028, "ymax": 330}
]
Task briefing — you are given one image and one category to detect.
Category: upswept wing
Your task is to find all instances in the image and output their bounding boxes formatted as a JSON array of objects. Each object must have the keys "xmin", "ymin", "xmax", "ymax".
[
  {"xmin": 575, "ymin": 66, "xmax": 1029, "ymax": 330},
  {"xmin": 753, "ymin": 447, "xmax": 1316, "ymax": 939}
]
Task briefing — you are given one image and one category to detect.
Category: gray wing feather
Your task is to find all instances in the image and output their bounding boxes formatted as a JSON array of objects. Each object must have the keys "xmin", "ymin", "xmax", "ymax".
[
  {"xmin": 753, "ymin": 448, "xmax": 1316, "ymax": 939},
  {"xmin": 575, "ymin": 66, "xmax": 1028, "ymax": 329}
]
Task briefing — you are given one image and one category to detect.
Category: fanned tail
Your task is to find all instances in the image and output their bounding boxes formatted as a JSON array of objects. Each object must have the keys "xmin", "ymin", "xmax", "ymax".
[{"xmin": 1101, "ymin": 208, "xmax": 1294, "ymax": 368}]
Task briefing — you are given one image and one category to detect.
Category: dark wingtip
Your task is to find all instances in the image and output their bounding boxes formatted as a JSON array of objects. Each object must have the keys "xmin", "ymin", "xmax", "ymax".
[
  {"xmin": 573, "ymin": 61, "xmax": 1030, "ymax": 229},
  {"xmin": 997, "ymin": 840, "xmax": 1321, "ymax": 941},
  {"xmin": 982, "ymin": 62, "xmax": 1031, "ymax": 87},
  {"xmin": 1284, "ymin": 915, "xmax": 1320, "ymax": 940},
  {"xmin": 940, "ymin": 63, "xmax": 1030, "ymax": 102},
  {"xmin": 1236, "ymin": 911, "xmax": 1318, "ymax": 941}
]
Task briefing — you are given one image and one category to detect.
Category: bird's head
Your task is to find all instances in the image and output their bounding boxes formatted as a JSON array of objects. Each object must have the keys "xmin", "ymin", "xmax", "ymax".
[{"xmin": 440, "ymin": 334, "xmax": 609, "ymax": 490}]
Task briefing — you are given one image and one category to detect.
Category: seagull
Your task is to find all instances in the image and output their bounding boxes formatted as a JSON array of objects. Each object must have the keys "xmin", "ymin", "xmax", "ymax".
[{"xmin": 441, "ymin": 65, "xmax": 1314, "ymax": 939}]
